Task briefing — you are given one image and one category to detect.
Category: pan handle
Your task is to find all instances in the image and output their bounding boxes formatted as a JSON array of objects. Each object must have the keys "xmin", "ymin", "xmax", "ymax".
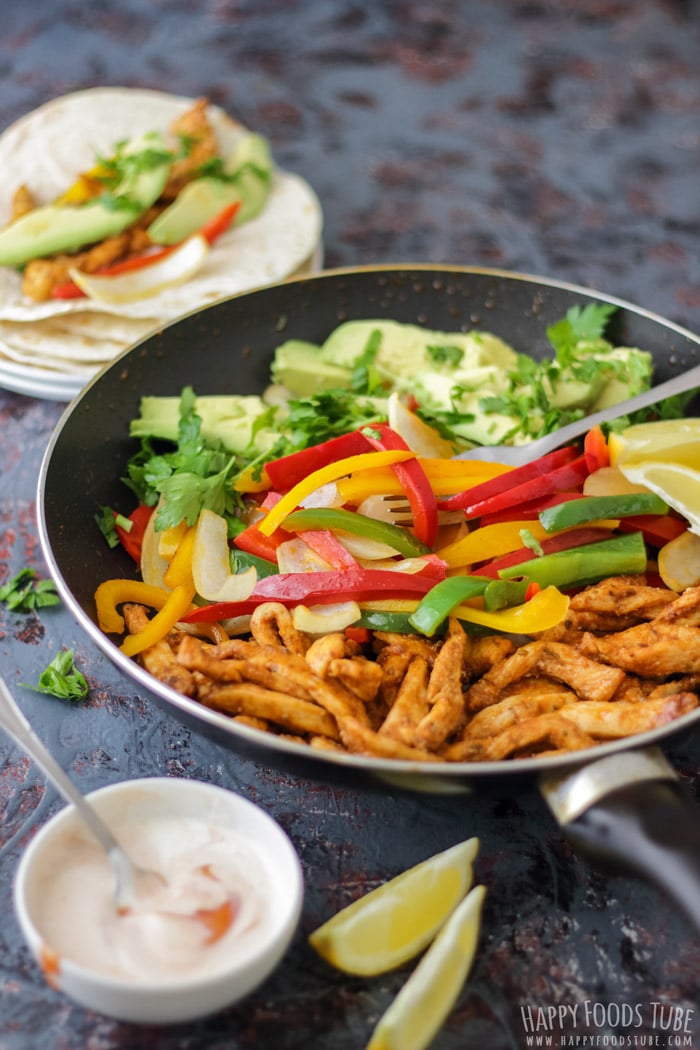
[{"xmin": 539, "ymin": 748, "xmax": 700, "ymax": 931}]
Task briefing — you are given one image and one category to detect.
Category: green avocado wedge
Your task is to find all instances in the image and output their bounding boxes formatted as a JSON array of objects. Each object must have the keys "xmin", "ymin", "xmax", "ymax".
[{"xmin": 0, "ymin": 131, "xmax": 172, "ymax": 267}]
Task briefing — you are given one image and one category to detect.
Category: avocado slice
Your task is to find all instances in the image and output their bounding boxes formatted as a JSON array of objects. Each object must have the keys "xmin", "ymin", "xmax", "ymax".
[
  {"xmin": 271, "ymin": 340, "xmax": 352, "ymax": 395},
  {"xmin": 0, "ymin": 132, "xmax": 172, "ymax": 267},
  {"xmin": 148, "ymin": 132, "xmax": 273, "ymax": 245}
]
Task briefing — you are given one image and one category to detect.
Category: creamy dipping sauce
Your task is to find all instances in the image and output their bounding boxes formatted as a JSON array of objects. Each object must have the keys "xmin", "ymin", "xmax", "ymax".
[{"xmin": 31, "ymin": 815, "xmax": 272, "ymax": 983}]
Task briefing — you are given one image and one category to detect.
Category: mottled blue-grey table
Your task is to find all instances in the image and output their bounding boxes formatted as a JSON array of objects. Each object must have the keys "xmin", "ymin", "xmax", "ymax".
[{"xmin": 0, "ymin": 3, "xmax": 699, "ymax": 1048}]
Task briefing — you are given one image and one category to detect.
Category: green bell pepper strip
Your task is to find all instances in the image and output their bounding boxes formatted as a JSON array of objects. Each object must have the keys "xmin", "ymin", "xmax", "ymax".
[
  {"xmin": 355, "ymin": 609, "xmax": 445, "ymax": 635},
  {"xmin": 408, "ymin": 576, "xmax": 489, "ymax": 637},
  {"xmin": 482, "ymin": 579, "xmax": 530, "ymax": 611},
  {"xmin": 498, "ymin": 531, "xmax": 647, "ymax": 589},
  {"xmin": 281, "ymin": 507, "xmax": 431, "ymax": 559},
  {"xmin": 538, "ymin": 492, "xmax": 668, "ymax": 533}
]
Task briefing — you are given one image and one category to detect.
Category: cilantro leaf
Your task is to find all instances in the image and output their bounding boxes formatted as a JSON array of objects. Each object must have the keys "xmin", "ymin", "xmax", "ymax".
[
  {"xmin": 28, "ymin": 649, "xmax": 88, "ymax": 701},
  {"xmin": 0, "ymin": 569, "xmax": 60, "ymax": 613},
  {"xmin": 547, "ymin": 303, "xmax": 617, "ymax": 364},
  {"xmin": 426, "ymin": 344, "xmax": 464, "ymax": 367}
]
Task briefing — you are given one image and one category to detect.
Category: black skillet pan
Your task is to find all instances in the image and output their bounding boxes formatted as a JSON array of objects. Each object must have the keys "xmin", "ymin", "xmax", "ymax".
[{"xmin": 37, "ymin": 266, "xmax": 700, "ymax": 927}]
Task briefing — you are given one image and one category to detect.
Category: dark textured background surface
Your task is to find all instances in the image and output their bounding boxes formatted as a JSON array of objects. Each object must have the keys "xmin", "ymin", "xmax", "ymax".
[{"xmin": 0, "ymin": 2, "xmax": 699, "ymax": 1048}]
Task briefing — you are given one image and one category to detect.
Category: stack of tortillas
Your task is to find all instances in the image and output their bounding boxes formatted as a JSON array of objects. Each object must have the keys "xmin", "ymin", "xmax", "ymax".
[{"xmin": 0, "ymin": 88, "xmax": 324, "ymax": 400}]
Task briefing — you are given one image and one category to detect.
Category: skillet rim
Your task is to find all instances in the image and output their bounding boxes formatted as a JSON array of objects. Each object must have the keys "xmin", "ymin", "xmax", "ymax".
[{"xmin": 36, "ymin": 263, "xmax": 700, "ymax": 786}]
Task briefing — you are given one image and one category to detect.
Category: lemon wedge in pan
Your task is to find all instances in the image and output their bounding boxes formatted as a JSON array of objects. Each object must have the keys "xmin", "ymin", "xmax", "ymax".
[
  {"xmin": 308, "ymin": 838, "xmax": 479, "ymax": 976},
  {"xmin": 68, "ymin": 233, "xmax": 209, "ymax": 303},
  {"xmin": 608, "ymin": 419, "xmax": 700, "ymax": 470},
  {"xmin": 619, "ymin": 460, "xmax": 700, "ymax": 537}
]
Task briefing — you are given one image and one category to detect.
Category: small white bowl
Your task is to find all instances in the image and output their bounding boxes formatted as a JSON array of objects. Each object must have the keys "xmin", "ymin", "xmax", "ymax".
[{"xmin": 14, "ymin": 777, "xmax": 303, "ymax": 1024}]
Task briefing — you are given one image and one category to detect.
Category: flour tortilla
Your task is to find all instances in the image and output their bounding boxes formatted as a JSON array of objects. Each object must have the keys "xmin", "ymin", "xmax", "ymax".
[{"xmin": 0, "ymin": 88, "xmax": 323, "ymax": 375}]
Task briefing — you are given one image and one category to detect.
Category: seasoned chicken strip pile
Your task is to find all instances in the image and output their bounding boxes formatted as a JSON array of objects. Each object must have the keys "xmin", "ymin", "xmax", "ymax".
[{"xmin": 123, "ymin": 577, "xmax": 700, "ymax": 763}]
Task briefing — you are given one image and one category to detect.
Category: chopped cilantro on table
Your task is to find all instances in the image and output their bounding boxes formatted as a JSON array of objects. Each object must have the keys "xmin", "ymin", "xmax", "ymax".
[
  {"xmin": 27, "ymin": 649, "xmax": 88, "ymax": 702},
  {"xmin": 0, "ymin": 569, "xmax": 60, "ymax": 613}
]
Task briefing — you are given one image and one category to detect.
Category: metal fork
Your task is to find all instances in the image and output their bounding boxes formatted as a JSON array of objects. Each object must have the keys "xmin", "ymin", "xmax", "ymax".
[{"xmin": 456, "ymin": 361, "xmax": 700, "ymax": 466}]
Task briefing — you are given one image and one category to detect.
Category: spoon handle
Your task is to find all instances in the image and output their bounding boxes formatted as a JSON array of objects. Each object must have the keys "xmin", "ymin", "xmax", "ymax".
[{"xmin": 0, "ymin": 674, "xmax": 119, "ymax": 858}]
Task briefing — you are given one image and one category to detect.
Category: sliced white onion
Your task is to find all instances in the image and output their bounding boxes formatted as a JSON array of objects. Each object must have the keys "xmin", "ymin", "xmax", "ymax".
[
  {"xmin": 192, "ymin": 508, "xmax": 257, "ymax": 602},
  {"xmin": 140, "ymin": 510, "xmax": 169, "ymax": 588},
  {"xmin": 334, "ymin": 531, "xmax": 402, "ymax": 559},
  {"xmin": 69, "ymin": 234, "xmax": 209, "ymax": 303},
  {"xmin": 276, "ymin": 537, "xmax": 334, "ymax": 573},
  {"xmin": 292, "ymin": 601, "xmax": 361, "ymax": 634},
  {"xmin": 299, "ymin": 481, "xmax": 344, "ymax": 509},
  {"xmin": 356, "ymin": 556, "xmax": 432, "ymax": 574}
]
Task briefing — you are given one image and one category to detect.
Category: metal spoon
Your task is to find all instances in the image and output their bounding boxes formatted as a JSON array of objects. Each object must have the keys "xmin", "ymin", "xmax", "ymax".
[
  {"xmin": 0, "ymin": 673, "xmax": 162, "ymax": 912},
  {"xmin": 458, "ymin": 360, "xmax": 700, "ymax": 465}
]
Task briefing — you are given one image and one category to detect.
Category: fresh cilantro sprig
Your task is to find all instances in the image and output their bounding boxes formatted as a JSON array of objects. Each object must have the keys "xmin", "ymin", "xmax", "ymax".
[
  {"xmin": 547, "ymin": 303, "xmax": 617, "ymax": 365},
  {"xmin": 27, "ymin": 649, "xmax": 88, "ymax": 702},
  {"xmin": 0, "ymin": 569, "xmax": 60, "ymax": 613}
]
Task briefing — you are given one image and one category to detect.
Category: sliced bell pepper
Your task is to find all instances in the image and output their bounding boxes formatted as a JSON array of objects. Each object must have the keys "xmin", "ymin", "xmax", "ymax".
[
  {"xmin": 282, "ymin": 507, "xmax": 430, "ymax": 559},
  {"xmin": 264, "ymin": 430, "xmax": 373, "ymax": 491},
  {"xmin": 121, "ymin": 583, "xmax": 196, "ymax": 657},
  {"xmin": 345, "ymin": 625, "xmax": 371, "ymax": 644},
  {"xmin": 234, "ymin": 521, "xmax": 290, "ymax": 563},
  {"xmin": 257, "ymin": 449, "xmax": 416, "ymax": 537},
  {"xmin": 478, "ymin": 492, "xmax": 587, "ymax": 526},
  {"xmin": 181, "ymin": 568, "xmax": 435, "ymax": 622},
  {"xmin": 439, "ymin": 445, "xmax": 580, "ymax": 511},
  {"xmin": 94, "ymin": 579, "xmax": 173, "ymax": 634},
  {"xmin": 337, "ymin": 458, "xmax": 509, "ymax": 502},
  {"xmin": 408, "ymin": 576, "xmax": 489, "ymax": 637},
  {"xmin": 436, "ymin": 520, "xmax": 552, "ymax": 568},
  {"xmin": 361, "ymin": 424, "xmax": 439, "ymax": 547},
  {"xmin": 451, "ymin": 585, "xmax": 570, "ymax": 634},
  {"xmin": 617, "ymin": 513, "xmax": 687, "ymax": 548},
  {"xmin": 584, "ymin": 425, "xmax": 610, "ymax": 472},
  {"xmin": 355, "ymin": 609, "xmax": 438, "ymax": 635},
  {"xmin": 447, "ymin": 453, "xmax": 590, "ymax": 520},
  {"xmin": 298, "ymin": 528, "xmax": 360, "ymax": 569},
  {"xmin": 538, "ymin": 491, "xmax": 668, "ymax": 533},
  {"xmin": 482, "ymin": 579, "xmax": 530, "ymax": 611},
  {"xmin": 114, "ymin": 504, "xmax": 154, "ymax": 564},
  {"xmin": 472, "ymin": 526, "xmax": 620, "ymax": 578},
  {"xmin": 162, "ymin": 525, "xmax": 196, "ymax": 590},
  {"xmin": 498, "ymin": 530, "xmax": 648, "ymax": 589}
]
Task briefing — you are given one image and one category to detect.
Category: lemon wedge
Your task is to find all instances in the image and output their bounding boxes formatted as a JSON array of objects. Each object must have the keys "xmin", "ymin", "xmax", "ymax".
[
  {"xmin": 192, "ymin": 508, "xmax": 257, "ymax": 602},
  {"xmin": 68, "ymin": 233, "xmax": 209, "ymax": 303},
  {"xmin": 618, "ymin": 461, "xmax": 700, "ymax": 536},
  {"xmin": 308, "ymin": 838, "xmax": 479, "ymax": 976},
  {"xmin": 367, "ymin": 884, "xmax": 486, "ymax": 1050},
  {"xmin": 608, "ymin": 419, "xmax": 700, "ymax": 470}
]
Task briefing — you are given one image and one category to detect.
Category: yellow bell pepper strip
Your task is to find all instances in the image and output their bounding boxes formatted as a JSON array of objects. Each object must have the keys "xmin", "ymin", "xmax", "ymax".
[
  {"xmin": 233, "ymin": 465, "xmax": 271, "ymax": 493},
  {"xmin": 95, "ymin": 579, "xmax": 172, "ymax": 634},
  {"xmin": 257, "ymin": 449, "xmax": 416, "ymax": 537},
  {"xmin": 451, "ymin": 585, "xmax": 569, "ymax": 634},
  {"xmin": 538, "ymin": 491, "xmax": 668, "ymax": 533},
  {"xmin": 498, "ymin": 531, "xmax": 647, "ymax": 589},
  {"xmin": 337, "ymin": 458, "xmax": 510, "ymax": 502},
  {"xmin": 162, "ymin": 525, "xmax": 196, "ymax": 590},
  {"xmin": 437, "ymin": 520, "xmax": 553, "ymax": 569},
  {"xmin": 408, "ymin": 576, "xmax": 490, "ymax": 636},
  {"xmin": 121, "ymin": 583, "xmax": 196, "ymax": 657},
  {"xmin": 361, "ymin": 424, "xmax": 439, "ymax": 547},
  {"xmin": 281, "ymin": 507, "xmax": 431, "ymax": 559}
]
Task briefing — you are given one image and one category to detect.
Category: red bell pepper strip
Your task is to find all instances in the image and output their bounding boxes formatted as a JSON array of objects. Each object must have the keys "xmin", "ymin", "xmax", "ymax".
[
  {"xmin": 234, "ymin": 521, "xmax": 290, "ymax": 563},
  {"xmin": 472, "ymin": 526, "xmax": 618, "ymax": 578},
  {"xmin": 114, "ymin": 504, "xmax": 154, "ymax": 563},
  {"xmin": 617, "ymin": 513, "xmax": 687, "ymax": 548},
  {"xmin": 479, "ymin": 492, "xmax": 586, "ymax": 526},
  {"xmin": 439, "ymin": 445, "xmax": 579, "ymax": 512},
  {"xmin": 345, "ymin": 625, "xmax": 371, "ymax": 645},
  {"xmin": 51, "ymin": 201, "xmax": 241, "ymax": 299},
  {"xmin": 298, "ymin": 529, "xmax": 359, "ymax": 569},
  {"xmin": 362, "ymin": 424, "xmax": 439, "ymax": 548},
  {"xmin": 583, "ymin": 425, "xmax": 610, "ymax": 472},
  {"xmin": 181, "ymin": 568, "xmax": 435, "ymax": 622},
  {"xmin": 264, "ymin": 430, "xmax": 373, "ymax": 492},
  {"xmin": 447, "ymin": 454, "xmax": 590, "ymax": 521}
]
